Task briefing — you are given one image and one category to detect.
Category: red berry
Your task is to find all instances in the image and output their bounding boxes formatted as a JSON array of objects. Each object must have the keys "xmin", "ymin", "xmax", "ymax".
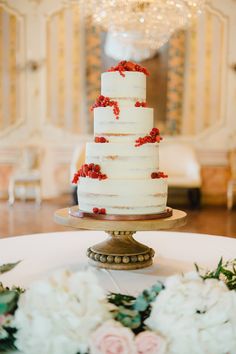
[
  {"xmin": 91, "ymin": 172, "xmax": 99, "ymax": 179},
  {"xmin": 150, "ymin": 128, "xmax": 159, "ymax": 136},
  {"xmin": 151, "ymin": 172, "xmax": 158, "ymax": 179},
  {"xmin": 100, "ymin": 208, "xmax": 106, "ymax": 214},
  {"xmin": 82, "ymin": 165, "xmax": 89, "ymax": 175},
  {"xmin": 94, "ymin": 164, "xmax": 100, "ymax": 172},
  {"xmin": 72, "ymin": 173, "xmax": 79, "ymax": 184},
  {"xmin": 88, "ymin": 163, "xmax": 94, "ymax": 170},
  {"xmin": 93, "ymin": 207, "xmax": 99, "ymax": 214}
]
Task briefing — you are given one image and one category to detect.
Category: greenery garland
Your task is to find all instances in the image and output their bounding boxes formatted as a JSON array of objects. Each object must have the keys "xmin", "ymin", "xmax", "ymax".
[{"xmin": 0, "ymin": 258, "xmax": 235, "ymax": 352}]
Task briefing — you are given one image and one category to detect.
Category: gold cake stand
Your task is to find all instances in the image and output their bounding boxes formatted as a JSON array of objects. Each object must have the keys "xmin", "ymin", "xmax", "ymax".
[{"xmin": 54, "ymin": 206, "xmax": 187, "ymax": 270}]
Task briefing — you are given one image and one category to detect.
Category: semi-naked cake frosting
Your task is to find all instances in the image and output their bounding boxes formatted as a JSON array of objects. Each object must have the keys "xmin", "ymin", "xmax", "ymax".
[{"xmin": 73, "ymin": 61, "xmax": 168, "ymax": 215}]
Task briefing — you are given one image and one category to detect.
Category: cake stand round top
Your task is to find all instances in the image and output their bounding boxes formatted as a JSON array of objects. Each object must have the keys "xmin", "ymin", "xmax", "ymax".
[{"xmin": 54, "ymin": 206, "xmax": 187, "ymax": 231}]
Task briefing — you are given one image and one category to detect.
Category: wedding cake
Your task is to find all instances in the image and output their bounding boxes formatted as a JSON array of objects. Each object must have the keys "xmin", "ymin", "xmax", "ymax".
[{"xmin": 73, "ymin": 61, "xmax": 168, "ymax": 216}]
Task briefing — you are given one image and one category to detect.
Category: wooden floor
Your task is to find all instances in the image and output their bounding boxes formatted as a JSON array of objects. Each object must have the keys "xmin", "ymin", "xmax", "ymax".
[{"xmin": 0, "ymin": 195, "xmax": 236, "ymax": 238}]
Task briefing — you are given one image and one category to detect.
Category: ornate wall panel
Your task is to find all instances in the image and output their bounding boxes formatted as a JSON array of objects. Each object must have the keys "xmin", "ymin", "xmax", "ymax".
[
  {"xmin": 0, "ymin": 4, "xmax": 25, "ymax": 136},
  {"xmin": 182, "ymin": 4, "xmax": 228, "ymax": 135},
  {"xmin": 46, "ymin": 4, "xmax": 82, "ymax": 134},
  {"xmin": 165, "ymin": 30, "xmax": 186, "ymax": 135},
  {"xmin": 85, "ymin": 19, "xmax": 102, "ymax": 133}
]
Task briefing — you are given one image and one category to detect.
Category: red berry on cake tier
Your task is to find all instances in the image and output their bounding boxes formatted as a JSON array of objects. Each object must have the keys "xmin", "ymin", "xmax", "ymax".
[
  {"xmin": 90, "ymin": 95, "xmax": 120, "ymax": 119},
  {"xmin": 135, "ymin": 101, "xmax": 147, "ymax": 107},
  {"xmin": 151, "ymin": 171, "xmax": 168, "ymax": 179},
  {"xmin": 107, "ymin": 61, "xmax": 149, "ymax": 77},
  {"xmin": 72, "ymin": 172, "xmax": 80, "ymax": 184},
  {"xmin": 92, "ymin": 207, "xmax": 106, "ymax": 215},
  {"xmin": 135, "ymin": 128, "xmax": 163, "ymax": 147},
  {"xmin": 94, "ymin": 136, "xmax": 109, "ymax": 143},
  {"xmin": 71, "ymin": 163, "xmax": 107, "ymax": 183}
]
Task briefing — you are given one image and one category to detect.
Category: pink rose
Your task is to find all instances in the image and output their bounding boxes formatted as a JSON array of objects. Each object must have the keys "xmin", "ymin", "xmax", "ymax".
[
  {"xmin": 90, "ymin": 320, "xmax": 137, "ymax": 354},
  {"xmin": 135, "ymin": 331, "xmax": 166, "ymax": 354}
]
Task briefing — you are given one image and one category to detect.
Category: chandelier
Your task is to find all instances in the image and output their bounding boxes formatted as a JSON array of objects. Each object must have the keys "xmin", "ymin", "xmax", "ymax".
[{"xmin": 84, "ymin": 0, "xmax": 205, "ymax": 51}]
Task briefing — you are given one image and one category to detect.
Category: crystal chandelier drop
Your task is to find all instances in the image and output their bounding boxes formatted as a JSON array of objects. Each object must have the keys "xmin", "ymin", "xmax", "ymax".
[{"xmin": 84, "ymin": 0, "xmax": 205, "ymax": 51}]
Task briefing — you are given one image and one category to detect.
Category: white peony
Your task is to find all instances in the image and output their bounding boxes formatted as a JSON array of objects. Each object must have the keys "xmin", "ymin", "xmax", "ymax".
[
  {"xmin": 145, "ymin": 272, "xmax": 236, "ymax": 354},
  {"xmin": 14, "ymin": 269, "xmax": 111, "ymax": 354}
]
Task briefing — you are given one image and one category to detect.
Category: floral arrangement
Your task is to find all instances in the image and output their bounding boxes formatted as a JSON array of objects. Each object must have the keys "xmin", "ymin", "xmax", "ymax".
[{"xmin": 0, "ymin": 259, "xmax": 236, "ymax": 354}]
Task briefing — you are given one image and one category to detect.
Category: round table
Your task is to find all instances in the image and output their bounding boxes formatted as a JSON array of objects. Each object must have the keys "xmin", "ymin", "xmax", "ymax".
[{"xmin": 0, "ymin": 230, "xmax": 235, "ymax": 296}]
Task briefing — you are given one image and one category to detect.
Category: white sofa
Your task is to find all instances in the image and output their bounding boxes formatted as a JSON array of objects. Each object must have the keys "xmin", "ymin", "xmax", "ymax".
[{"xmin": 159, "ymin": 142, "xmax": 202, "ymax": 207}]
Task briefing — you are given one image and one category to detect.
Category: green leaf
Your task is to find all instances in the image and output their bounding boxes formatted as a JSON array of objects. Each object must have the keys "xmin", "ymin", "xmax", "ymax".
[
  {"xmin": 214, "ymin": 257, "xmax": 223, "ymax": 278},
  {"xmin": 0, "ymin": 261, "xmax": 21, "ymax": 275},
  {"xmin": 0, "ymin": 291, "xmax": 19, "ymax": 315},
  {"xmin": 0, "ymin": 327, "xmax": 17, "ymax": 351},
  {"xmin": 196, "ymin": 258, "xmax": 236, "ymax": 291}
]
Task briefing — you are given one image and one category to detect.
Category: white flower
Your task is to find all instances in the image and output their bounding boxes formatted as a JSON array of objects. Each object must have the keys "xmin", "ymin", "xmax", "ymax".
[
  {"xmin": 145, "ymin": 272, "xmax": 236, "ymax": 354},
  {"xmin": 14, "ymin": 269, "xmax": 111, "ymax": 354}
]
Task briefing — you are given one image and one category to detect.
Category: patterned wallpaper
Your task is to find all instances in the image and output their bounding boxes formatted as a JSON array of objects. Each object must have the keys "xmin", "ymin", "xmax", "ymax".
[
  {"xmin": 0, "ymin": 4, "xmax": 24, "ymax": 135},
  {"xmin": 165, "ymin": 30, "xmax": 186, "ymax": 135}
]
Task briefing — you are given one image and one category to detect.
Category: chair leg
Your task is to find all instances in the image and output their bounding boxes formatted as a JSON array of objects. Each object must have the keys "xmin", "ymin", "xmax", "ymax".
[
  {"xmin": 35, "ymin": 183, "xmax": 41, "ymax": 206},
  {"xmin": 8, "ymin": 179, "xmax": 15, "ymax": 206},
  {"xmin": 227, "ymin": 181, "xmax": 234, "ymax": 210},
  {"xmin": 188, "ymin": 188, "xmax": 201, "ymax": 209}
]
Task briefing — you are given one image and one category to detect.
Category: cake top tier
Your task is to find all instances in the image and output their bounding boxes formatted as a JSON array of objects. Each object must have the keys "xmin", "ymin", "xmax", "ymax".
[
  {"xmin": 101, "ymin": 61, "xmax": 149, "ymax": 100},
  {"xmin": 101, "ymin": 71, "xmax": 146, "ymax": 100}
]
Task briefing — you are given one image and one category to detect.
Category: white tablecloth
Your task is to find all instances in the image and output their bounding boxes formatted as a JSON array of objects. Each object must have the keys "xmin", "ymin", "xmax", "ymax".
[{"xmin": 0, "ymin": 230, "xmax": 235, "ymax": 295}]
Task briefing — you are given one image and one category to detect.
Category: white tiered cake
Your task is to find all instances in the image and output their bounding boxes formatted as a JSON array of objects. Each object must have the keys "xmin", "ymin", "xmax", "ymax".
[{"xmin": 73, "ymin": 61, "xmax": 168, "ymax": 216}]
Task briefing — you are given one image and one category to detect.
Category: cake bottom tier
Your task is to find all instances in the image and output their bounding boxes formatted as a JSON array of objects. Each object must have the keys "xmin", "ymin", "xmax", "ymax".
[{"xmin": 77, "ymin": 177, "xmax": 168, "ymax": 215}]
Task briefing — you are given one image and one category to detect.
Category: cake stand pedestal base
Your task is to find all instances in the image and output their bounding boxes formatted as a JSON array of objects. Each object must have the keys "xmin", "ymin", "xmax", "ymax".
[
  {"xmin": 87, "ymin": 231, "xmax": 154, "ymax": 270},
  {"xmin": 54, "ymin": 207, "xmax": 187, "ymax": 270}
]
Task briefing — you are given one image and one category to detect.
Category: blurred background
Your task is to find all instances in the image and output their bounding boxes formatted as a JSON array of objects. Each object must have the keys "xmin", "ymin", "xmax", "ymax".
[{"xmin": 0, "ymin": 0, "xmax": 235, "ymax": 237}]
